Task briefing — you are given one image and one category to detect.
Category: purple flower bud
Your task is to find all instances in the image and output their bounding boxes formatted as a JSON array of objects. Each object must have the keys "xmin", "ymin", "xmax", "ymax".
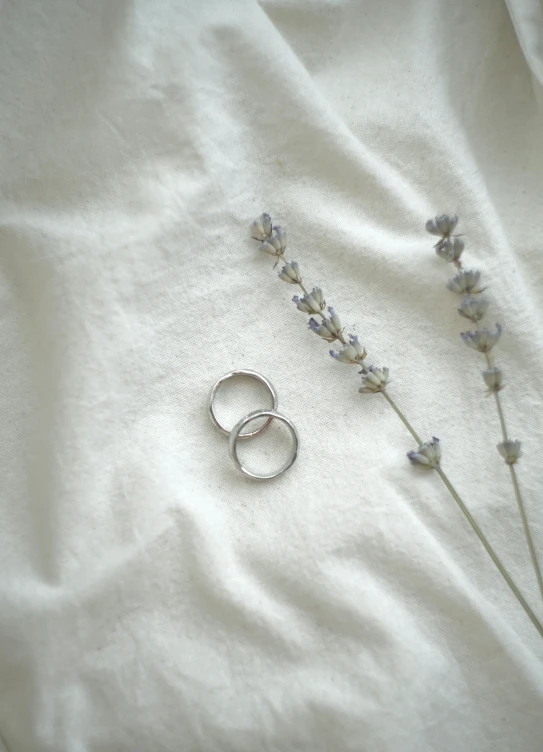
[
  {"xmin": 461, "ymin": 324, "xmax": 502, "ymax": 353},
  {"xmin": 497, "ymin": 440, "xmax": 521, "ymax": 465},
  {"xmin": 426, "ymin": 214, "xmax": 458, "ymax": 237},
  {"xmin": 251, "ymin": 213, "xmax": 273, "ymax": 241},
  {"xmin": 407, "ymin": 438, "xmax": 441, "ymax": 468}
]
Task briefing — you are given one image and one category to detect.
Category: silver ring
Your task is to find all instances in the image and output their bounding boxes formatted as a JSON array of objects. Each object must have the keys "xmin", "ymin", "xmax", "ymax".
[
  {"xmin": 228, "ymin": 410, "xmax": 299, "ymax": 480},
  {"xmin": 208, "ymin": 369, "xmax": 278, "ymax": 439}
]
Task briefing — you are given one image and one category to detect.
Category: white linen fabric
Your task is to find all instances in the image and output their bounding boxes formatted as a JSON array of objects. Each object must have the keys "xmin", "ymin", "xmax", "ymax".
[{"xmin": 1, "ymin": 1, "xmax": 543, "ymax": 750}]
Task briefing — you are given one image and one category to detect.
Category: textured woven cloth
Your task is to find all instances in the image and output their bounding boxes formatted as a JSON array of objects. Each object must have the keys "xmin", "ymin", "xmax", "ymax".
[{"xmin": 1, "ymin": 1, "xmax": 542, "ymax": 750}]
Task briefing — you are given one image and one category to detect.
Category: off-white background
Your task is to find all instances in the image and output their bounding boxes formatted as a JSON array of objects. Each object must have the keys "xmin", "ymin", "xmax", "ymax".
[{"xmin": 1, "ymin": 1, "xmax": 543, "ymax": 750}]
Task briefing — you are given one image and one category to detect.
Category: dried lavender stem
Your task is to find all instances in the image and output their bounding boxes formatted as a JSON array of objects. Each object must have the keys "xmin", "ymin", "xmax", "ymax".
[
  {"xmin": 381, "ymin": 391, "xmax": 423, "ymax": 445},
  {"xmin": 427, "ymin": 213, "xmax": 542, "ymax": 610},
  {"xmin": 484, "ymin": 358, "xmax": 543, "ymax": 601},
  {"xmin": 509, "ymin": 456, "xmax": 543, "ymax": 602},
  {"xmin": 435, "ymin": 466, "xmax": 543, "ymax": 638},
  {"xmin": 492, "ymin": 389, "xmax": 508, "ymax": 442}
]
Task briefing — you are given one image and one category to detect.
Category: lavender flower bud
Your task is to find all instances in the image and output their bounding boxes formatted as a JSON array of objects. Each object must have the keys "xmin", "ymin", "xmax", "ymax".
[
  {"xmin": 359, "ymin": 366, "xmax": 389, "ymax": 393},
  {"xmin": 426, "ymin": 215, "xmax": 458, "ymax": 237},
  {"xmin": 482, "ymin": 367, "xmax": 503, "ymax": 395},
  {"xmin": 447, "ymin": 269, "xmax": 485, "ymax": 294},
  {"xmin": 328, "ymin": 307, "xmax": 341, "ymax": 331},
  {"xmin": 310, "ymin": 288, "xmax": 325, "ymax": 310},
  {"xmin": 435, "ymin": 236, "xmax": 464, "ymax": 263},
  {"xmin": 461, "ymin": 324, "xmax": 502, "ymax": 353},
  {"xmin": 457, "ymin": 295, "xmax": 489, "ymax": 322},
  {"xmin": 260, "ymin": 239, "xmax": 280, "ymax": 256},
  {"xmin": 293, "ymin": 288, "xmax": 326, "ymax": 314},
  {"xmin": 259, "ymin": 226, "xmax": 287, "ymax": 259},
  {"xmin": 330, "ymin": 335, "xmax": 367, "ymax": 365},
  {"xmin": 278, "ymin": 261, "xmax": 302, "ymax": 284},
  {"xmin": 407, "ymin": 437, "xmax": 441, "ymax": 468},
  {"xmin": 272, "ymin": 225, "xmax": 287, "ymax": 249},
  {"xmin": 308, "ymin": 307, "xmax": 343, "ymax": 343},
  {"xmin": 497, "ymin": 440, "xmax": 521, "ymax": 465},
  {"xmin": 251, "ymin": 213, "xmax": 273, "ymax": 241}
]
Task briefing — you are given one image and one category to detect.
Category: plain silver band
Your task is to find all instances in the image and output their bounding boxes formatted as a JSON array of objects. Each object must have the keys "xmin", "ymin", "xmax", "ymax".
[
  {"xmin": 229, "ymin": 410, "xmax": 299, "ymax": 480},
  {"xmin": 208, "ymin": 369, "xmax": 278, "ymax": 439}
]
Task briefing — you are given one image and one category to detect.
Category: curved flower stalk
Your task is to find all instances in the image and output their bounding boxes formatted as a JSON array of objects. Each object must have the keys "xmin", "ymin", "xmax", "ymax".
[
  {"xmin": 426, "ymin": 213, "xmax": 543, "ymax": 602},
  {"xmin": 250, "ymin": 213, "xmax": 543, "ymax": 639}
]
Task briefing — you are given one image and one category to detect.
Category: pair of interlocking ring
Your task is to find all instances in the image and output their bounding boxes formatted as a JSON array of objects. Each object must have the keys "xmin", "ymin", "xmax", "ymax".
[{"xmin": 208, "ymin": 370, "xmax": 299, "ymax": 480}]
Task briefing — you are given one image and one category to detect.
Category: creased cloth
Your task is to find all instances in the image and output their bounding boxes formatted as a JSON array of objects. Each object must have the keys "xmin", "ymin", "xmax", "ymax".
[{"xmin": 1, "ymin": 1, "xmax": 543, "ymax": 750}]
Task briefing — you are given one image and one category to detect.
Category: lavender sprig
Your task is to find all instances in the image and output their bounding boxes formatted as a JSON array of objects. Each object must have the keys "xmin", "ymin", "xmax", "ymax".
[
  {"xmin": 251, "ymin": 213, "xmax": 543, "ymax": 639},
  {"xmin": 427, "ymin": 213, "xmax": 543, "ymax": 603}
]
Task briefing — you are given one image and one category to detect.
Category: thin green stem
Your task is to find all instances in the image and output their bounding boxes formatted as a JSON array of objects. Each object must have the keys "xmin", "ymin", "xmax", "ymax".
[
  {"xmin": 484, "ymin": 354, "xmax": 543, "ymax": 603},
  {"xmin": 492, "ymin": 389, "xmax": 508, "ymax": 443},
  {"xmin": 509, "ymin": 463, "xmax": 543, "ymax": 602},
  {"xmin": 381, "ymin": 391, "xmax": 423, "ymax": 445},
  {"xmin": 435, "ymin": 466, "xmax": 543, "ymax": 639}
]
